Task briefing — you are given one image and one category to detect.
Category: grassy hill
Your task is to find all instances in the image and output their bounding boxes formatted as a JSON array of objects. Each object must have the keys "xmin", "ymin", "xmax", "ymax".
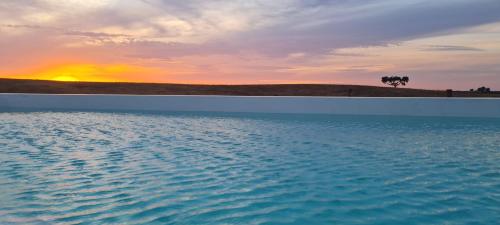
[{"xmin": 1, "ymin": 78, "xmax": 498, "ymax": 97}]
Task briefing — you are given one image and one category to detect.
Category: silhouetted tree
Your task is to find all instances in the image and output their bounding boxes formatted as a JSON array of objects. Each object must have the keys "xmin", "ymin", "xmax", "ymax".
[
  {"xmin": 476, "ymin": 87, "xmax": 491, "ymax": 94},
  {"xmin": 381, "ymin": 76, "xmax": 409, "ymax": 88}
]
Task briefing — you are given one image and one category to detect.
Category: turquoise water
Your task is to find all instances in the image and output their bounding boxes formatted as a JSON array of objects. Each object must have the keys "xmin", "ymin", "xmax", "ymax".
[{"xmin": 0, "ymin": 112, "xmax": 499, "ymax": 225}]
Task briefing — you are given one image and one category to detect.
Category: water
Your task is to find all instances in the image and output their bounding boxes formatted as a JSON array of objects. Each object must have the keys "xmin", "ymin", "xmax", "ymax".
[{"xmin": 0, "ymin": 111, "xmax": 499, "ymax": 225}]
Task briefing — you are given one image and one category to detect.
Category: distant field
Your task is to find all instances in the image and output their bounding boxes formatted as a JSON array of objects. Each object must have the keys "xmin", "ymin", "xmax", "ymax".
[{"xmin": 1, "ymin": 78, "xmax": 498, "ymax": 97}]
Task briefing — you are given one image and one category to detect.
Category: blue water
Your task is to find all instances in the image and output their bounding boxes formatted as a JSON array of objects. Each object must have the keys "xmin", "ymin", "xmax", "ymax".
[{"xmin": 0, "ymin": 112, "xmax": 499, "ymax": 225}]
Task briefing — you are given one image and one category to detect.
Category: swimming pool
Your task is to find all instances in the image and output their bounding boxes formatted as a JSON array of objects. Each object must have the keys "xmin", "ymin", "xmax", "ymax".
[{"xmin": 1, "ymin": 111, "xmax": 499, "ymax": 224}]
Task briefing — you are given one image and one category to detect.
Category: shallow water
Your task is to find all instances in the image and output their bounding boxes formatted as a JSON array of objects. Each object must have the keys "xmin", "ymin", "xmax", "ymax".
[{"xmin": 0, "ymin": 112, "xmax": 499, "ymax": 225}]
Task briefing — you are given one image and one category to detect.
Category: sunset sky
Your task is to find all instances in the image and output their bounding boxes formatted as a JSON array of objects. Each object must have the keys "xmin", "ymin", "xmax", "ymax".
[{"xmin": 1, "ymin": 0, "xmax": 500, "ymax": 90}]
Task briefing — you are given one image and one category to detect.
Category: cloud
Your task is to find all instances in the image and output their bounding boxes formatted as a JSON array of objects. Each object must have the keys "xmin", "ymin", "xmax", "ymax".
[
  {"xmin": 63, "ymin": 31, "xmax": 130, "ymax": 38},
  {"xmin": 2, "ymin": 0, "xmax": 500, "ymax": 57},
  {"xmin": 0, "ymin": 24, "xmax": 44, "ymax": 29},
  {"xmin": 210, "ymin": 0, "xmax": 500, "ymax": 56},
  {"xmin": 100, "ymin": 0, "xmax": 500, "ymax": 60},
  {"xmin": 1, "ymin": 0, "xmax": 500, "ymax": 89},
  {"xmin": 422, "ymin": 45, "xmax": 484, "ymax": 52}
]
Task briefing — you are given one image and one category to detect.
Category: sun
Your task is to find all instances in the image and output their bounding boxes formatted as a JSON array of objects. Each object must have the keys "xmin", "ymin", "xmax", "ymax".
[{"xmin": 52, "ymin": 75, "xmax": 80, "ymax": 82}]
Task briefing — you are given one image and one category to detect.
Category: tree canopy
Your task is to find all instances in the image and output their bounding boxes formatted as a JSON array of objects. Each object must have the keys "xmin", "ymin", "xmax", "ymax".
[{"xmin": 381, "ymin": 76, "xmax": 409, "ymax": 88}]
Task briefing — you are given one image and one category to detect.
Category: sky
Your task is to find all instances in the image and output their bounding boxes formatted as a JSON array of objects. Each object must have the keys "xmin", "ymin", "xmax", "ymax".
[{"xmin": 1, "ymin": 0, "xmax": 500, "ymax": 90}]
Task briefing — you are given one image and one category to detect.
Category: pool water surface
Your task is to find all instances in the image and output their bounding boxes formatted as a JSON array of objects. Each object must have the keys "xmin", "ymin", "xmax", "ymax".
[{"xmin": 0, "ymin": 112, "xmax": 499, "ymax": 224}]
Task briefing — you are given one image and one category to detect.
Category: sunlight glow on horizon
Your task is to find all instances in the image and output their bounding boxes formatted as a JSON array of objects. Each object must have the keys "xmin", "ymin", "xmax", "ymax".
[
  {"xmin": 9, "ymin": 64, "xmax": 160, "ymax": 83},
  {"xmin": 52, "ymin": 75, "xmax": 79, "ymax": 82}
]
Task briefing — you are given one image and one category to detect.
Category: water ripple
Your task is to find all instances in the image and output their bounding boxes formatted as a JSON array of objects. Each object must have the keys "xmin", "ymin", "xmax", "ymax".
[{"xmin": 1, "ymin": 112, "xmax": 499, "ymax": 224}]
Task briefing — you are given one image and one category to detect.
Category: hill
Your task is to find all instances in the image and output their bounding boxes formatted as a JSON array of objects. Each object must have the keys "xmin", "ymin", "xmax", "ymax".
[{"xmin": 0, "ymin": 78, "xmax": 498, "ymax": 97}]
